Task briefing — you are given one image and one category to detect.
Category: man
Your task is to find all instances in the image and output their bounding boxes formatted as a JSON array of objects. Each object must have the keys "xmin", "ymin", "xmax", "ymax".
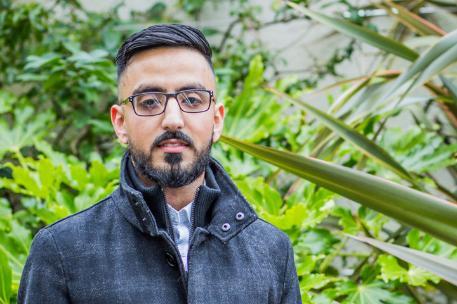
[{"xmin": 18, "ymin": 24, "xmax": 301, "ymax": 303}]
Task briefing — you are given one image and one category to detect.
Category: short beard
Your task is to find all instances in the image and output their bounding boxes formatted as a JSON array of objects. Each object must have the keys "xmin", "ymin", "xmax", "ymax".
[{"xmin": 129, "ymin": 131, "xmax": 212, "ymax": 188}]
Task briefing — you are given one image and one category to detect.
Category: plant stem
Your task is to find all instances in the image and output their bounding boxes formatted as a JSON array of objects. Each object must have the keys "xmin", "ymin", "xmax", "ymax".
[
  {"xmin": 218, "ymin": 18, "xmax": 241, "ymax": 51},
  {"xmin": 319, "ymin": 236, "xmax": 348, "ymax": 273},
  {"xmin": 14, "ymin": 149, "xmax": 27, "ymax": 168}
]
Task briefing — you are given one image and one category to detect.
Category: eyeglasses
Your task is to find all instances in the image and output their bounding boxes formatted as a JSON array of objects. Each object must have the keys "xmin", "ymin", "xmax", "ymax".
[{"xmin": 121, "ymin": 89, "xmax": 214, "ymax": 117}]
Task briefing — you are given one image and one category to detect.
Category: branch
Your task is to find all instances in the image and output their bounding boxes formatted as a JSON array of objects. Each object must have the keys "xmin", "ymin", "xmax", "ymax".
[{"xmin": 218, "ymin": 18, "xmax": 241, "ymax": 52}]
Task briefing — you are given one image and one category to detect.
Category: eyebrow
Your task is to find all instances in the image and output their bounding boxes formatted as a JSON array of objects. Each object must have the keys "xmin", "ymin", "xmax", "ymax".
[{"xmin": 132, "ymin": 83, "xmax": 207, "ymax": 95}]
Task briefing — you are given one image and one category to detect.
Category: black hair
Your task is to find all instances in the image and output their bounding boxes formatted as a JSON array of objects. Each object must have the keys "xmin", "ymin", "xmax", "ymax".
[{"xmin": 115, "ymin": 24, "xmax": 213, "ymax": 79}]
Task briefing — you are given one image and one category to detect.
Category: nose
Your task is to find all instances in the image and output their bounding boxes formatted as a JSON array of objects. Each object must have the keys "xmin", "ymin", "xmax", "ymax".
[{"xmin": 161, "ymin": 97, "xmax": 184, "ymax": 131}]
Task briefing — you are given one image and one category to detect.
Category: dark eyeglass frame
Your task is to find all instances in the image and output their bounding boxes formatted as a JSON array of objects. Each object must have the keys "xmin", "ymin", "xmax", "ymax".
[{"xmin": 120, "ymin": 89, "xmax": 215, "ymax": 117}]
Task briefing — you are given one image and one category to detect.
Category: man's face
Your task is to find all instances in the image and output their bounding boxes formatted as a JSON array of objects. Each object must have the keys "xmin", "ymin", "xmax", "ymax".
[{"xmin": 111, "ymin": 47, "xmax": 225, "ymax": 187}]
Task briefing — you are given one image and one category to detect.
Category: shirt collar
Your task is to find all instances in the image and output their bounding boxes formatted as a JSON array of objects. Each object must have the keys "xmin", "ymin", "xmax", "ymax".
[
  {"xmin": 167, "ymin": 202, "xmax": 193, "ymax": 225},
  {"xmin": 114, "ymin": 151, "xmax": 257, "ymax": 242}
]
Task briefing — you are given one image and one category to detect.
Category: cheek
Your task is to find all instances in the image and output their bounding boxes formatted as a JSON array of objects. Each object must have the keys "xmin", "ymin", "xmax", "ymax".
[
  {"xmin": 126, "ymin": 119, "xmax": 158, "ymax": 149},
  {"xmin": 188, "ymin": 116, "xmax": 214, "ymax": 143}
]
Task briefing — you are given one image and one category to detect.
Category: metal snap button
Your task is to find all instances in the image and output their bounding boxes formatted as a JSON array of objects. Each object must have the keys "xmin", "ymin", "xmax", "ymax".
[
  {"xmin": 134, "ymin": 201, "xmax": 141, "ymax": 206},
  {"xmin": 235, "ymin": 212, "xmax": 245, "ymax": 221},
  {"xmin": 221, "ymin": 223, "xmax": 231, "ymax": 232},
  {"xmin": 165, "ymin": 252, "xmax": 176, "ymax": 267}
]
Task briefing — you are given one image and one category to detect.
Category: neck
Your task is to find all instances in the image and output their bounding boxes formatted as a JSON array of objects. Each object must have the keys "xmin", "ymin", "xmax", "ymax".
[
  {"xmin": 164, "ymin": 174, "xmax": 205, "ymax": 210},
  {"xmin": 137, "ymin": 171, "xmax": 205, "ymax": 211}
]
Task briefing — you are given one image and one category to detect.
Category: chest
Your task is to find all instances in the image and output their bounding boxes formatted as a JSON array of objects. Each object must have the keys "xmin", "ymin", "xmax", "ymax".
[{"xmin": 63, "ymin": 231, "xmax": 283, "ymax": 304}]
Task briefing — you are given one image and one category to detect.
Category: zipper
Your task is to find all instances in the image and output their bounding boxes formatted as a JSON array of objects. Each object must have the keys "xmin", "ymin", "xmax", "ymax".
[
  {"xmin": 160, "ymin": 186, "xmax": 176, "ymax": 240},
  {"xmin": 160, "ymin": 185, "xmax": 202, "ymax": 299},
  {"xmin": 185, "ymin": 185, "xmax": 202, "ymax": 302},
  {"xmin": 159, "ymin": 187, "xmax": 189, "ymax": 294},
  {"xmin": 189, "ymin": 185, "xmax": 201, "ymax": 237}
]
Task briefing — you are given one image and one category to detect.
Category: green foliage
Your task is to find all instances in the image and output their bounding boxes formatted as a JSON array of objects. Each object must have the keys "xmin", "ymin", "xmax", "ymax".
[
  {"xmin": 0, "ymin": 250, "xmax": 12, "ymax": 304},
  {"xmin": 335, "ymin": 281, "xmax": 413, "ymax": 304},
  {"xmin": 224, "ymin": 55, "xmax": 284, "ymax": 142},
  {"xmin": 378, "ymin": 127, "xmax": 457, "ymax": 174},
  {"xmin": 1, "ymin": 0, "xmax": 456, "ymax": 303},
  {"xmin": 1, "ymin": 152, "xmax": 119, "ymax": 224},
  {"xmin": 378, "ymin": 255, "xmax": 440, "ymax": 286}
]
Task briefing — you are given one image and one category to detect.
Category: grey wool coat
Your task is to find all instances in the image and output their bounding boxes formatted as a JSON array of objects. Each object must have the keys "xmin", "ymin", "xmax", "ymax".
[{"xmin": 18, "ymin": 152, "xmax": 301, "ymax": 303}]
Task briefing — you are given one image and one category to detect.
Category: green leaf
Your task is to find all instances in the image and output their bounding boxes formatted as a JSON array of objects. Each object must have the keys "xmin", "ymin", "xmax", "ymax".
[
  {"xmin": 0, "ymin": 90, "xmax": 15, "ymax": 114},
  {"xmin": 70, "ymin": 163, "xmax": 89, "ymax": 191},
  {"xmin": 0, "ymin": 106, "xmax": 52, "ymax": 157},
  {"xmin": 89, "ymin": 160, "xmax": 109, "ymax": 186},
  {"xmin": 411, "ymin": 43, "xmax": 457, "ymax": 90},
  {"xmin": 10, "ymin": 165, "xmax": 40, "ymax": 197},
  {"xmin": 226, "ymin": 55, "xmax": 265, "ymax": 136},
  {"xmin": 378, "ymin": 254, "xmax": 440, "ymax": 286},
  {"xmin": 0, "ymin": 199, "xmax": 12, "ymax": 232},
  {"xmin": 300, "ymin": 273, "xmax": 336, "ymax": 291},
  {"xmin": 0, "ymin": 250, "xmax": 11, "ymax": 304},
  {"xmin": 267, "ymin": 87, "xmax": 413, "ymax": 181},
  {"xmin": 7, "ymin": 221, "xmax": 31, "ymax": 255},
  {"xmin": 406, "ymin": 229, "xmax": 457, "ymax": 258},
  {"xmin": 332, "ymin": 206, "xmax": 359, "ymax": 234},
  {"xmin": 235, "ymin": 176, "xmax": 282, "ymax": 215},
  {"xmin": 378, "ymin": 255, "xmax": 408, "ymax": 282},
  {"xmin": 263, "ymin": 203, "xmax": 308, "ymax": 230},
  {"xmin": 220, "ymin": 135, "xmax": 457, "ymax": 245},
  {"xmin": 337, "ymin": 281, "xmax": 413, "ymax": 304},
  {"xmin": 223, "ymin": 55, "xmax": 285, "ymax": 142},
  {"xmin": 295, "ymin": 255, "xmax": 317, "ymax": 276},
  {"xmin": 377, "ymin": 127, "xmax": 457, "ymax": 174},
  {"xmin": 381, "ymin": 2, "xmax": 446, "ymax": 36},
  {"xmin": 296, "ymin": 229, "xmax": 339, "ymax": 255},
  {"xmin": 351, "ymin": 235, "xmax": 457, "ymax": 286},
  {"xmin": 36, "ymin": 158, "xmax": 56, "ymax": 198},
  {"xmin": 288, "ymin": 2, "xmax": 418, "ymax": 61},
  {"xmin": 358, "ymin": 207, "xmax": 389, "ymax": 238},
  {"xmin": 23, "ymin": 53, "xmax": 61, "ymax": 70},
  {"xmin": 384, "ymin": 29, "xmax": 457, "ymax": 100}
]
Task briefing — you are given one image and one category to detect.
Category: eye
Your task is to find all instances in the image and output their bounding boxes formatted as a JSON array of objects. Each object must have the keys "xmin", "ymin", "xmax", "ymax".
[
  {"xmin": 142, "ymin": 98, "xmax": 160, "ymax": 106},
  {"xmin": 181, "ymin": 93, "xmax": 203, "ymax": 106},
  {"xmin": 136, "ymin": 95, "xmax": 162, "ymax": 108},
  {"xmin": 184, "ymin": 96, "xmax": 202, "ymax": 105}
]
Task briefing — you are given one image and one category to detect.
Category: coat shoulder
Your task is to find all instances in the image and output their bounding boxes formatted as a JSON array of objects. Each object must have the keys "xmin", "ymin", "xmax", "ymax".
[
  {"xmin": 43, "ymin": 195, "xmax": 114, "ymax": 237},
  {"xmin": 242, "ymin": 217, "xmax": 292, "ymax": 250}
]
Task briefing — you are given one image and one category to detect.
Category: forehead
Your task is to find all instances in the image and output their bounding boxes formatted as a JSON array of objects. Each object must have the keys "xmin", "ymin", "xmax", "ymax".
[{"xmin": 118, "ymin": 47, "xmax": 215, "ymax": 97}]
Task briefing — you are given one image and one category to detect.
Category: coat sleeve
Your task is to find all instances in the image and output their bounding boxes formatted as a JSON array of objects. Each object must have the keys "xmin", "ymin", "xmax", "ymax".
[
  {"xmin": 280, "ymin": 239, "xmax": 302, "ymax": 304},
  {"xmin": 18, "ymin": 228, "xmax": 71, "ymax": 303}
]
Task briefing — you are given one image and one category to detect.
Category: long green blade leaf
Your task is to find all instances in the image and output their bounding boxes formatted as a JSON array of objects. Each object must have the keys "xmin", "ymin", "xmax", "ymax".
[
  {"xmin": 413, "ymin": 43, "xmax": 457, "ymax": 88},
  {"xmin": 267, "ymin": 87, "xmax": 413, "ymax": 181},
  {"xmin": 0, "ymin": 251, "xmax": 11, "ymax": 304},
  {"xmin": 288, "ymin": 2, "xmax": 419, "ymax": 61},
  {"xmin": 427, "ymin": 0, "xmax": 457, "ymax": 6},
  {"xmin": 381, "ymin": 1, "xmax": 446, "ymax": 36},
  {"xmin": 349, "ymin": 235, "xmax": 457, "ymax": 286},
  {"xmin": 220, "ymin": 135, "xmax": 457, "ymax": 245},
  {"xmin": 384, "ymin": 29, "xmax": 457, "ymax": 100}
]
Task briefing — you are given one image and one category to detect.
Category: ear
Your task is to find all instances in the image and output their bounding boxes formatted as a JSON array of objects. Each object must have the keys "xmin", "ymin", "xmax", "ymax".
[
  {"xmin": 212, "ymin": 103, "xmax": 225, "ymax": 142},
  {"xmin": 111, "ymin": 104, "xmax": 129, "ymax": 145}
]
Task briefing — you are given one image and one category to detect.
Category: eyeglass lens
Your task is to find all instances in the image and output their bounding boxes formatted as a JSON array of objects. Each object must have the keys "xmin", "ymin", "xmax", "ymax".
[{"xmin": 133, "ymin": 91, "xmax": 211, "ymax": 116}]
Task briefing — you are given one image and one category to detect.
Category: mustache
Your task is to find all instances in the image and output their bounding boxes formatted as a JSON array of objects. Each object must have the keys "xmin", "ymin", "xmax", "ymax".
[{"xmin": 152, "ymin": 131, "xmax": 195, "ymax": 149}]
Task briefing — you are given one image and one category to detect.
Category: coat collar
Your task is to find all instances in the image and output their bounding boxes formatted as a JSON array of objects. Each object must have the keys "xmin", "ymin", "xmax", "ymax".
[{"xmin": 112, "ymin": 152, "xmax": 257, "ymax": 243}]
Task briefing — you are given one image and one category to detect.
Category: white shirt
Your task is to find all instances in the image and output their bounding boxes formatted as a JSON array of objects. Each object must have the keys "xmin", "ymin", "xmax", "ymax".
[{"xmin": 167, "ymin": 202, "xmax": 193, "ymax": 271}]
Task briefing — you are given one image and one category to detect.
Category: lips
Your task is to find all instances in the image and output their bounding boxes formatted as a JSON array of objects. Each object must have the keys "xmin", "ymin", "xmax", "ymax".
[{"xmin": 157, "ymin": 139, "xmax": 189, "ymax": 153}]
